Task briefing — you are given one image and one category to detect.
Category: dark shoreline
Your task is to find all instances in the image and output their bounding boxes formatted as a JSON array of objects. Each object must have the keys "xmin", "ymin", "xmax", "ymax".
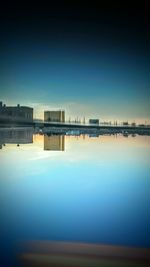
[{"xmin": 0, "ymin": 122, "xmax": 150, "ymax": 136}]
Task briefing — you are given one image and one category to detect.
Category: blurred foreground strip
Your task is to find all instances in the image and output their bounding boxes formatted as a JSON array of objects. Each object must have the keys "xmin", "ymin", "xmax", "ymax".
[{"xmin": 19, "ymin": 241, "xmax": 150, "ymax": 267}]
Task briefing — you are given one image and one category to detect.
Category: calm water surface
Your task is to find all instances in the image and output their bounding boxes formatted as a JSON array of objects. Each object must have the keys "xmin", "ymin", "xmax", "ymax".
[{"xmin": 0, "ymin": 130, "xmax": 150, "ymax": 265}]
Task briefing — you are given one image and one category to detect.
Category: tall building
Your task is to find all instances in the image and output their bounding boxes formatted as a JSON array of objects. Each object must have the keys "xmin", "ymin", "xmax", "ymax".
[
  {"xmin": 44, "ymin": 110, "xmax": 65, "ymax": 122},
  {"xmin": 0, "ymin": 101, "xmax": 33, "ymax": 123},
  {"xmin": 44, "ymin": 135, "xmax": 65, "ymax": 151}
]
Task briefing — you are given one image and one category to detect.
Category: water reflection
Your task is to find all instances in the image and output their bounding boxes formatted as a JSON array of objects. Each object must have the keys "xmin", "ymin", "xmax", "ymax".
[
  {"xmin": 44, "ymin": 134, "xmax": 65, "ymax": 151},
  {"xmin": 0, "ymin": 128, "xmax": 150, "ymax": 266},
  {"xmin": 0, "ymin": 128, "xmax": 66, "ymax": 151},
  {"xmin": 0, "ymin": 127, "xmax": 33, "ymax": 147},
  {"xmin": 0, "ymin": 127, "xmax": 149, "ymax": 152}
]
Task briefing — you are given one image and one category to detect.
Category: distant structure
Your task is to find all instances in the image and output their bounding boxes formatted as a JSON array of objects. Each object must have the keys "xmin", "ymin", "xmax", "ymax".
[
  {"xmin": 44, "ymin": 110, "xmax": 65, "ymax": 122},
  {"xmin": 0, "ymin": 101, "xmax": 33, "ymax": 123},
  {"xmin": 138, "ymin": 124, "xmax": 145, "ymax": 127},
  {"xmin": 89, "ymin": 119, "xmax": 99, "ymax": 125},
  {"xmin": 44, "ymin": 135, "xmax": 65, "ymax": 151},
  {"xmin": 123, "ymin": 122, "xmax": 129, "ymax": 126}
]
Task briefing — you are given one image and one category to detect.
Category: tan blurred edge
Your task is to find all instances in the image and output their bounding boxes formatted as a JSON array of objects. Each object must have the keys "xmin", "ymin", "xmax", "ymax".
[{"xmin": 18, "ymin": 241, "xmax": 150, "ymax": 267}]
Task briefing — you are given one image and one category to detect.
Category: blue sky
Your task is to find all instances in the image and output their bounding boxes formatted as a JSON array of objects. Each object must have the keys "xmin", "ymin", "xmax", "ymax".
[{"xmin": 0, "ymin": 3, "xmax": 150, "ymax": 123}]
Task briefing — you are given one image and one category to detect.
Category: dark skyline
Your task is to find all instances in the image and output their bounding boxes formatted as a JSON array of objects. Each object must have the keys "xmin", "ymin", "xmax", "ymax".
[{"xmin": 0, "ymin": 2, "xmax": 150, "ymax": 122}]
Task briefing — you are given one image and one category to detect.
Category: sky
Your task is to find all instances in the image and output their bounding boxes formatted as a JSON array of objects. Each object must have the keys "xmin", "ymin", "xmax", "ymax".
[{"xmin": 0, "ymin": 1, "xmax": 150, "ymax": 123}]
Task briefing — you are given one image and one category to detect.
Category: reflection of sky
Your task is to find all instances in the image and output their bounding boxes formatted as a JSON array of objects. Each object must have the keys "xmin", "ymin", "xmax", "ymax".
[{"xmin": 0, "ymin": 135, "xmax": 150, "ymax": 265}]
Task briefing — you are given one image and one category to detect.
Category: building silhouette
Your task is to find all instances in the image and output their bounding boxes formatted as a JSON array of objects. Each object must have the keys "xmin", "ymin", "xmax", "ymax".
[
  {"xmin": 0, "ymin": 101, "xmax": 33, "ymax": 123},
  {"xmin": 123, "ymin": 121, "xmax": 128, "ymax": 126},
  {"xmin": 44, "ymin": 135, "xmax": 65, "ymax": 151},
  {"xmin": 44, "ymin": 110, "xmax": 65, "ymax": 122},
  {"xmin": 89, "ymin": 119, "xmax": 99, "ymax": 124}
]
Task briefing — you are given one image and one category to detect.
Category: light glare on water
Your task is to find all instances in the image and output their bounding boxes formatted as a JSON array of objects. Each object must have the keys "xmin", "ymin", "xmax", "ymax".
[{"xmin": 0, "ymin": 130, "xmax": 150, "ymax": 266}]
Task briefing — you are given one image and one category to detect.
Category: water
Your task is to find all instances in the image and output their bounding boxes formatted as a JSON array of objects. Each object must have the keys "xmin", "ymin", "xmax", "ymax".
[{"xmin": 0, "ymin": 128, "xmax": 150, "ymax": 266}]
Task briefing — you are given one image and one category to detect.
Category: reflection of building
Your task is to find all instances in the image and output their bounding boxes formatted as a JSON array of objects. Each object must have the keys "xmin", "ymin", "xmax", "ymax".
[
  {"xmin": 44, "ymin": 110, "xmax": 65, "ymax": 122},
  {"xmin": 89, "ymin": 119, "xmax": 99, "ymax": 124},
  {"xmin": 89, "ymin": 133, "xmax": 99, "ymax": 138},
  {"xmin": 66, "ymin": 130, "xmax": 80, "ymax": 136},
  {"xmin": 0, "ymin": 128, "xmax": 33, "ymax": 147},
  {"xmin": 44, "ymin": 135, "xmax": 65, "ymax": 151},
  {"xmin": 0, "ymin": 101, "xmax": 33, "ymax": 123}
]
